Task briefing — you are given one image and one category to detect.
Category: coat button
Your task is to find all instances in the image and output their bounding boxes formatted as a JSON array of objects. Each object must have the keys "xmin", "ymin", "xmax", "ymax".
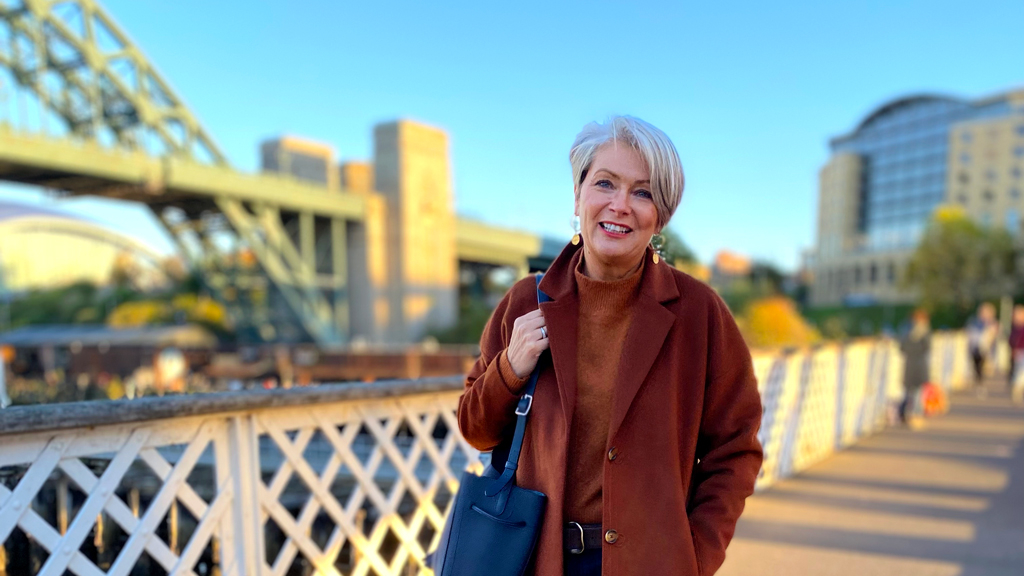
[
  {"xmin": 608, "ymin": 447, "xmax": 618, "ymax": 462},
  {"xmin": 604, "ymin": 529, "xmax": 618, "ymax": 544}
]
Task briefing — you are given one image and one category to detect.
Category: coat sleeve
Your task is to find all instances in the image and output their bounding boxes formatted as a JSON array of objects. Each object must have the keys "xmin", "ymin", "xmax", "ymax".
[
  {"xmin": 457, "ymin": 287, "xmax": 530, "ymax": 452},
  {"xmin": 689, "ymin": 294, "xmax": 764, "ymax": 575}
]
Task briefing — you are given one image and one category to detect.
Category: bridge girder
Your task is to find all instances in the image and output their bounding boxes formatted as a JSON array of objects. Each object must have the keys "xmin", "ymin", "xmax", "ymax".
[
  {"xmin": 0, "ymin": 0, "xmax": 224, "ymax": 163},
  {"xmin": 0, "ymin": 1, "xmax": 360, "ymax": 345}
]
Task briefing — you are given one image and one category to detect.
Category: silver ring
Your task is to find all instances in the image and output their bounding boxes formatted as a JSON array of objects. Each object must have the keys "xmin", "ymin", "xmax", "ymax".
[{"xmin": 540, "ymin": 326, "xmax": 548, "ymax": 339}]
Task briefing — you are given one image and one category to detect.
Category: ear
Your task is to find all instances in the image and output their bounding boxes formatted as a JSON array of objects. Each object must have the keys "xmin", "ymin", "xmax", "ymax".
[{"xmin": 573, "ymin": 192, "xmax": 580, "ymax": 217}]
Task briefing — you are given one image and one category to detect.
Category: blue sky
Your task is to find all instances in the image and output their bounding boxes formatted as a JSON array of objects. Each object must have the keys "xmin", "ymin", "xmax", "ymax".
[{"xmin": 3, "ymin": 0, "xmax": 1022, "ymax": 269}]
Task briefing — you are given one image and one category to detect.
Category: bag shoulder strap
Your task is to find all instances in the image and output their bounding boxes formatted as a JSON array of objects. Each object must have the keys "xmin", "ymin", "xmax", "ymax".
[{"xmin": 485, "ymin": 273, "xmax": 550, "ymax": 497}]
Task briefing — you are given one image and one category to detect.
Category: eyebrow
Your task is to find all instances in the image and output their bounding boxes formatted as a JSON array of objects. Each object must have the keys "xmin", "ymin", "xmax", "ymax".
[{"xmin": 593, "ymin": 168, "xmax": 650, "ymax": 185}]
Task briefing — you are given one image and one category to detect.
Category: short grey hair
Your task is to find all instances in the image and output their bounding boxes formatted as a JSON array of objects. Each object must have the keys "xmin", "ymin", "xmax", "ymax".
[{"xmin": 570, "ymin": 116, "xmax": 684, "ymax": 229}]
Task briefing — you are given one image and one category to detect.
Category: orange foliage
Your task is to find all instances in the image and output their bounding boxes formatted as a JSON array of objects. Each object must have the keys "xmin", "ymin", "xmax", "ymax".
[{"xmin": 739, "ymin": 296, "xmax": 820, "ymax": 349}]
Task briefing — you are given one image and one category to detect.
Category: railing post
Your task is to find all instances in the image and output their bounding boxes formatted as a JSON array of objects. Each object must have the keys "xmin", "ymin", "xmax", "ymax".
[{"xmin": 225, "ymin": 414, "xmax": 264, "ymax": 576}]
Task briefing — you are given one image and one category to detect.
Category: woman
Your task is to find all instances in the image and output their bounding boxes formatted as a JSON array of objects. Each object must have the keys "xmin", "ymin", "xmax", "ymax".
[
  {"xmin": 966, "ymin": 302, "xmax": 998, "ymax": 398},
  {"xmin": 1009, "ymin": 305, "xmax": 1024, "ymax": 403},
  {"xmin": 457, "ymin": 116, "xmax": 763, "ymax": 576},
  {"xmin": 899, "ymin": 309, "xmax": 930, "ymax": 429}
]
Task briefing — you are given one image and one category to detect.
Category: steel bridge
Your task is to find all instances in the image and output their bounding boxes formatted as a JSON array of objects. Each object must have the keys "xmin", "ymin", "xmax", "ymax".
[{"xmin": 0, "ymin": 0, "xmax": 557, "ymax": 346}]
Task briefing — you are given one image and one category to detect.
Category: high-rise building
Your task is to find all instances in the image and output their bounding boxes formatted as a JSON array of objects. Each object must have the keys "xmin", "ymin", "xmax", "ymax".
[{"xmin": 811, "ymin": 89, "xmax": 1024, "ymax": 306}]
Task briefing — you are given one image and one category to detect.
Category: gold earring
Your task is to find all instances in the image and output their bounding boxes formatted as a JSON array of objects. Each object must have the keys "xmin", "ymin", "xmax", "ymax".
[
  {"xmin": 651, "ymin": 231, "xmax": 663, "ymax": 263},
  {"xmin": 571, "ymin": 233, "xmax": 580, "ymax": 245}
]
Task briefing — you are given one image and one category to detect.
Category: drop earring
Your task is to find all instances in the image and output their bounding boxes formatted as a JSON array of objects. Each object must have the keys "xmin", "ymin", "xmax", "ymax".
[
  {"xmin": 571, "ymin": 216, "xmax": 581, "ymax": 246},
  {"xmin": 651, "ymin": 232, "xmax": 664, "ymax": 264}
]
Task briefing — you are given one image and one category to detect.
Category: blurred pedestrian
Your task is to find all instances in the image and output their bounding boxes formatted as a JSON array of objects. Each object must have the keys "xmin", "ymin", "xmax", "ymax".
[
  {"xmin": 1009, "ymin": 305, "xmax": 1024, "ymax": 403},
  {"xmin": 0, "ymin": 347, "xmax": 10, "ymax": 409},
  {"xmin": 457, "ymin": 116, "xmax": 763, "ymax": 576},
  {"xmin": 966, "ymin": 302, "xmax": 998, "ymax": 398},
  {"xmin": 900, "ymin": 310, "xmax": 930, "ymax": 429}
]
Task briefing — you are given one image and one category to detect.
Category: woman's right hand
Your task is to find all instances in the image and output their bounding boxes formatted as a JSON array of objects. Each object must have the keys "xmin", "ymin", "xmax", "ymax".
[{"xmin": 506, "ymin": 309, "xmax": 550, "ymax": 378}]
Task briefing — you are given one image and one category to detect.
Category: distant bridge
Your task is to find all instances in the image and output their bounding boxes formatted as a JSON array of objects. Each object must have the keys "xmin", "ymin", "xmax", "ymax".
[{"xmin": 0, "ymin": 0, "xmax": 559, "ymax": 346}]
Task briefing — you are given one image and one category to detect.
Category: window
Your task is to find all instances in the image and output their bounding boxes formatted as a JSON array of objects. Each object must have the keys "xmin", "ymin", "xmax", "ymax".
[
  {"xmin": 981, "ymin": 213, "xmax": 993, "ymax": 227},
  {"xmin": 1006, "ymin": 209, "xmax": 1019, "ymax": 233},
  {"xmin": 987, "ymin": 169, "xmax": 998, "ymax": 182},
  {"xmin": 870, "ymin": 263, "xmax": 878, "ymax": 284},
  {"xmin": 854, "ymin": 266, "xmax": 862, "ymax": 285},
  {"xmin": 1016, "ymin": 146, "xmax": 1024, "ymax": 158},
  {"xmin": 983, "ymin": 190, "xmax": 995, "ymax": 202},
  {"xmin": 960, "ymin": 152, "xmax": 971, "ymax": 165},
  {"xmin": 887, "ymin": 263, "xmax": 896, "ymax": 283},
  {"xmin": 959, "ymin": 172, "xmax": 970, "ymax": 184},
  {"xmin": 1017, "ymin": 125, "xmax": 1024, "ymax": 137},
  {"xmin": 1012, "ymin": 188, "xmax": 1022, "ymax": 199},
  {"xmin": 960, "ymin": 131, "xmax": 973, "ymax": 143},
  {"xmin": 1013, "ymin": 167, "xmax": 1022, "ymax": 180}
]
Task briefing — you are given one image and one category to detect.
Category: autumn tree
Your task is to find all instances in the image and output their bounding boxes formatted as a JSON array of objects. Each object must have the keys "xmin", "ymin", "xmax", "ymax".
[
  {"xmin": 904, "ymin": 206, "xmax": 1017, "ymax": 310},
  {"xmin": 738, "ymin": 296, "xmax": 821, "ymax": 348}
]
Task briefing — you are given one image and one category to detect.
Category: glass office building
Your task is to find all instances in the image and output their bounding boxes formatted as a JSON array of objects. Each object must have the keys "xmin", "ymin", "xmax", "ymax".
[
  {"xmin": 832, "ymin": 96, "xmax": 1013, "ymax": 252},
  {"xmin": 811, "ymin": 90, "xmax": 1024, "ymax": 306}
]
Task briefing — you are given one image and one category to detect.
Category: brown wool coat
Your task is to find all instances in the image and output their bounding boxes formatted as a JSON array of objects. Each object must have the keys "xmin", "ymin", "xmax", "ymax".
[{"xmin": 457, "ymin": 241, "xmax": 764, "ymax": 576}]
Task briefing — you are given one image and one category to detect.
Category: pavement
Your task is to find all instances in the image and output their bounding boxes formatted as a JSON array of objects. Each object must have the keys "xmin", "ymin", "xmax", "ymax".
[{"xmin": 719, "ymin": 379, "xmax": 1024, "ymax": 576}]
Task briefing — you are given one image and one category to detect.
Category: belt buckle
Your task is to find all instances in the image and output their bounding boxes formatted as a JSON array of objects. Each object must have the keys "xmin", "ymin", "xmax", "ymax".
[{"xmin": 568, "ymin": 521, "xmax": 585, "ymax": 555}]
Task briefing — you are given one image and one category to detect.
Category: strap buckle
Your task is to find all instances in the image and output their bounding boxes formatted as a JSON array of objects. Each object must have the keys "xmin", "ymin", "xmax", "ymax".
[
  {"xmin": 515, "ymin": 393, "xmax": 533, "ymax": 416},
  {"xmin": 568, "ymin": 521, "xmax": 585, "ymax": 555}
]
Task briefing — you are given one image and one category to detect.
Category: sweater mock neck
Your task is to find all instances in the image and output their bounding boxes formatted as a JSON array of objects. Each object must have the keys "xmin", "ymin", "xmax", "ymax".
[{"xmin": 574, "ymin": 255, "xmax": 645, "ymax": 314}]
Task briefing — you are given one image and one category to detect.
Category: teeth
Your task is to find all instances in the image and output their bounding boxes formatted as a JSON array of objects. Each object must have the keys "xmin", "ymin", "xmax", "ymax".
[{"xmin": 601, "ymin": 223, "xmax": 630, "ymax": 234}]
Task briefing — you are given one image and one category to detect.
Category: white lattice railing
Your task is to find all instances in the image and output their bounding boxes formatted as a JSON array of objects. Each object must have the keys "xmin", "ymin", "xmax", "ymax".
[
  {"xmin": 752, "ymin": 331, "xmax": 973, "ymax": 488},
  {"xmin": 0, "ymin": 333, "xmax": 975, "ymax": 575}
]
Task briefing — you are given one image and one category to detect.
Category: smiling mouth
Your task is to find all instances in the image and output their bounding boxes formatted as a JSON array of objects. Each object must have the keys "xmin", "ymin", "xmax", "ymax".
[{"xmin": 599, "ymin": 222, "xmax": 632, "ymax": 234}]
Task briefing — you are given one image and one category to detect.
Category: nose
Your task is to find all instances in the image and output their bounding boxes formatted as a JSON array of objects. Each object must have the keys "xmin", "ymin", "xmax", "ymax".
[{"xmin": 608, "ymin": 186, "xmax": 631, "ymax": 214}]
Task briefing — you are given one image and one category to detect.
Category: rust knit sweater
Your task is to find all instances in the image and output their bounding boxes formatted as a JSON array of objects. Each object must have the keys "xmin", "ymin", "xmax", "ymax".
[
  {"xmin": 496, "ymin": 257, "xmax": 644, "ymax": 523},
  {"xmin": 565, "ymin": 257, "xmax": 644, "ymax": 523}
]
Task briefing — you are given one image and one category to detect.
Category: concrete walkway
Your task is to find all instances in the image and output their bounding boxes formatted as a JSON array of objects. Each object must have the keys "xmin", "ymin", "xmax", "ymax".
[{"xmin": 720, "ymin": 380, "xmax": 1024, "ymax": 576}]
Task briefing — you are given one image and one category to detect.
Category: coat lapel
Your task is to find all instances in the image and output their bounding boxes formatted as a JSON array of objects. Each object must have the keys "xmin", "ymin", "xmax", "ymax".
[
  {"xmin": 537, "ymin": 241, "xmax": 584, "ymax": 436},
  {"xmin": 608, "ymin": 249, "xmax": 681, "ymax": 438},
  {"xmin": 608, "ymin": 297, "xmax": 676, "ymax": 440},
  {"xmin": 540, "ymin": 295, "xmax": 579, "ymax": 436}
]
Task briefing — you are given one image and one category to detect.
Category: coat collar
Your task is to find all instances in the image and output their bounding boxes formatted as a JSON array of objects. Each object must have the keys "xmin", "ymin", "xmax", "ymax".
[
  {"xmin": 537, "ymin": 239, "xmax": 680, "ymax": 440},
  {"xmin": 538, "ymin": 240, "xmax": 680, "ymax": 304}
]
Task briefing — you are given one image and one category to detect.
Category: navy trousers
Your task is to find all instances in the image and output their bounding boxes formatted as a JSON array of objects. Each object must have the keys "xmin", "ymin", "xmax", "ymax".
[{"xmin": 563, "ymin": 548, "xmax": 602, "ymax": 576}]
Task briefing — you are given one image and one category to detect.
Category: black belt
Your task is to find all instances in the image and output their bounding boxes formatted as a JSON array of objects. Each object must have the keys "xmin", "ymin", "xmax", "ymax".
[{"xmin": 563, "ymin": 522, "xmax": 603, "ymax": 554}]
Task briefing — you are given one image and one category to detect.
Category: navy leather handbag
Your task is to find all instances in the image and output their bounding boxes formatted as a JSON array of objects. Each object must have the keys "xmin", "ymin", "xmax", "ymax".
[{"xmin": 428, "ymin": 274, "xmax": 550, "ymax": 575}]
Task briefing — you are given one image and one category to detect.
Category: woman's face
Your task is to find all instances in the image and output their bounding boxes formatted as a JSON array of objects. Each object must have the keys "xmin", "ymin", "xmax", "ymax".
[{"xmin": 575, "ymin": 143, "xmax": 660, "ymax": 272}]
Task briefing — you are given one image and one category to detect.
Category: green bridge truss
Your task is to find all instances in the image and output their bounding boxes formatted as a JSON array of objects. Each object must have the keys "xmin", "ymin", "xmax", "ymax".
[{"xmin": 0, "ymin": 0, "xmax": 363, "ymax": 345}]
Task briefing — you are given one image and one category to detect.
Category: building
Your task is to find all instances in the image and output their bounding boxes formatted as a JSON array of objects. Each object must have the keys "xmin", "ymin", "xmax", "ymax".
[
  {"xmin": 710, "ymin": 250, "xmax": 752, "ymax": 291},
  {"xmin": 260, "ymin": 120, "xmax": 515, "ymax": 344},
  {"xmin": 811, "ymin": 89, "xmax": 1024, "ymax": 306},
  {"xmin": 0, "ymin": 201, "xmax": 166, "ymax": 293},
  {"xmin": 260, "ymin": 136, "xmax": 338, "ymax": 189}
]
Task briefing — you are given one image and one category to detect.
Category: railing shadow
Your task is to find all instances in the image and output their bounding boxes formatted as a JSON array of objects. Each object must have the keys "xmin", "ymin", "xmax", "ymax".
[{"xmin": 727, "ymin": 385, "xmax": 1024, "ymax": 576}]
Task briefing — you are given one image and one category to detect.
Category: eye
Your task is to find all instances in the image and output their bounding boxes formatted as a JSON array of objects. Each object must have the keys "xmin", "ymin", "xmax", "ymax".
[
  {"xmin": 595, "ymin": 179, "xmax": 614, "ymax": 189},
  {"xmin": 635, "ymin": 189, "xmax": 653, "ymax": 199}
]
